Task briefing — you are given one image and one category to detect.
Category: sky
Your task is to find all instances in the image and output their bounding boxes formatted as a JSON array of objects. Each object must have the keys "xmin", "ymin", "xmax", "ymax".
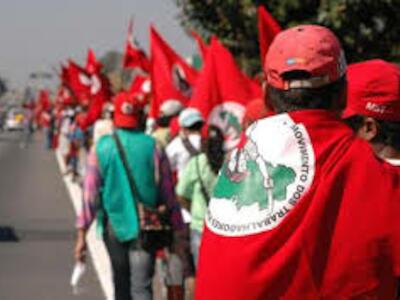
[{"xmin": 0, "ymin": 0, "xmax": 196, "ymax": 88}]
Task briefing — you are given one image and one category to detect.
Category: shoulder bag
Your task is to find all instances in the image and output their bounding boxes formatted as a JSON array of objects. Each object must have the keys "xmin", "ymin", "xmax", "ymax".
[{"xmin": 112, "ymin": 131, "xmax": 172, "ymax": 251}]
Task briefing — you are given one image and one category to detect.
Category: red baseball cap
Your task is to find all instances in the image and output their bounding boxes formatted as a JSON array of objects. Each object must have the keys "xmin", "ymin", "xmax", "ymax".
[
  {"xmin": 342, "ymin": 59, "xmax": 400, "ymax": 121},
  {"xmin": 113, "ymin": 91, "xmax": 144, "ymax": 128},
  {"xmin": 265, "ymin": 25, "xmax": 346, "ymax": 90}
]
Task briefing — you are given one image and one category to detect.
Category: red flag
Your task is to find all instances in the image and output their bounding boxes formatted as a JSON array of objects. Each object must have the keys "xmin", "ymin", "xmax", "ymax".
[
  {"xmin": 85, "ymin": 48, "xmax": 102, "ymax": 74},
  {"xmin": 55, "ymin": 86, "xmax": 75, "ymax": 106},
  {"xmin": 80, "ymin": 73, "xmax": 112, "ymax": 130},
  {"xmin": 84, "ymin": 48, "xmax": 112, "ymax": 102},
  {"xmin": 129, "ymin": 75, "xmax": 148, "ymax": 94},
  {"xmin": 122, "ymin": 19, "xmax": 150, "ymax": 72},
  {"xmin": 129, "ymin": 75, "xmax": 151, "ymax": 103},
  {"xmin": 196, "ymin": 110, "xmax": 400, "ymax": 299},
  {"xmin": 60, "ymin": 64, "xmax": 70, "ymax": 88},
  {"xmin": 67, "ymin": 49, "xmax": 112, "ymax": 130},
  {"xmin": 191, "ymin": 30, "xmax": 208, "ymax": 60},
  {"xmin": 149, "ymin": 25, "xmax": 198, "ymax": 118},
  {"xmin": 35, "ymin": 89, "xmax": 53, "ymax": 127},
  {"xmin": 38, "ymin": 89, "xmax": 52, "ymax": 111},
  {"xmin": 257, "ymin": 5, "xmax": 281, "ymax": 68},
  {"xmin": 188, "ymin": 37, "xmax": 262, "ymax": 150},
  {"xmin": 66, "ymin": 60, "xmax": 92, "ymax": 100}
]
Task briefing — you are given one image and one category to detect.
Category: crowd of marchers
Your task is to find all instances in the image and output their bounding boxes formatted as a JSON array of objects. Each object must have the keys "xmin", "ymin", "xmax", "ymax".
[{"xmin": 20, "ymin": 11, "xmax": 400, "ymax": 300}]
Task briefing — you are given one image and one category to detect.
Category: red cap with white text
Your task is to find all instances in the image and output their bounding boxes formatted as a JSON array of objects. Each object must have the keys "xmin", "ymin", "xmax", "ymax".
[{"xmin": 343, "ymin": 59, "xmax": 400, "ymax": 121}]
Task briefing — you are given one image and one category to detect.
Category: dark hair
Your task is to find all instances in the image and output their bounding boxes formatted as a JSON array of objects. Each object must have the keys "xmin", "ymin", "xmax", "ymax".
[
  {"xmin": 342, "ymin": 115, "xmax": 364, "ymax": 132},
  {"xmin": 203, "ymin": 125, "xmax": 225, "ymax": 174},
  {"xmin": 136, "ymin": 108, "xmax": 147, "ymax": 132},
  {"xmin": 186, "ymin": 121, "xmax": 204, "ymax": 132},
  {"xmin": 382, "ymin": 121, "xmax": 400, "ymax": 151},
  {"xmin": 344, "ymin": 115, "xmax": 400, "ymax": 151},
  {"xmin": 267, "ymin": 71, "xmax": 346, "ymax": 113},
  {"xmin": 156, "ymin": 115, "xmax": 173, "ymax": 128}
]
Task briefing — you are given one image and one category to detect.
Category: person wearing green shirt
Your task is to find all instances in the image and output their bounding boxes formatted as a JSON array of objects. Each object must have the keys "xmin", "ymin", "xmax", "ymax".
[{"xmin": 176, "ymin": 125, "xmax": 225, "ymax": 268}]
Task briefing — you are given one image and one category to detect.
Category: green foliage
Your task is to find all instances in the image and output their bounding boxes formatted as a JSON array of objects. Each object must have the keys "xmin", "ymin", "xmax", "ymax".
[
  {"xmin": 175, "ymin": 0, "xmax": 400, "ymax": 75},
  {"xmin": 175, "ymin": 0, "xmax": 260, "ymax": 74},
  {"xmin": 317, "ymin": 0, "xmax": 400, "ymax": 62}
]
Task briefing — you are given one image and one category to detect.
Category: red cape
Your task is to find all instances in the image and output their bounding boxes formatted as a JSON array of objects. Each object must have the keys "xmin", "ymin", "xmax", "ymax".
[{"xmin": 196, "ymin": 110, "xmax": 400, "ymax": 299}]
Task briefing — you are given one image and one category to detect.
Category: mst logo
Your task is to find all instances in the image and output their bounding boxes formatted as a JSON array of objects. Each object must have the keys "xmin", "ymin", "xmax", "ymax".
[
  {"xmin": 171, "ymin": 64, "xmax": 192, "ymax": 98},
  {"xmin": 207, "ymin": 114, "xmax": 315, "ymax": 236},
  {"xmin": 208, "ymin": 102, "xmax": 245, "ymax": 151}
]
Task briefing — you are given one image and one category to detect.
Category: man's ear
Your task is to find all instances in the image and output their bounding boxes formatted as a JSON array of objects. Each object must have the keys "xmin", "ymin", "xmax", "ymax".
[
  {"xmin": 263, "ymin": 82, "xmax": 274, "ymax": 113},
  {"xmin": 358, "ymin": 117, "xmax": 379, "ymax": 141}
]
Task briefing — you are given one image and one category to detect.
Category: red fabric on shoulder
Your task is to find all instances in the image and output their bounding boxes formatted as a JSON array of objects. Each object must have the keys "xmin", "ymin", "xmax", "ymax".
[{"xmin": 196, "ymin": 110, "xmax": 400, "ymax": 300}]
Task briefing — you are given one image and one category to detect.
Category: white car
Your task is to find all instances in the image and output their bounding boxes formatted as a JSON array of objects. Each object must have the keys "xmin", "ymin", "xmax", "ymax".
[{"xmin": 4, "ymin": 109, "xmax": 24, "ymax": 131}]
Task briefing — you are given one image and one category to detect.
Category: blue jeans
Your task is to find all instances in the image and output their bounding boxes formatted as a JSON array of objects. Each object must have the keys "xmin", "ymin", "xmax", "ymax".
[
  {"xmin": 103, "ymin": 231, "xmax": 155, "ymax": 300},
  {"xmin": 129, "ymin": 247, "xmax": 155, "ymax": 300},
  {"xmin": 190, "ymin": 229, "xmax": 202, "ymax": 270}
]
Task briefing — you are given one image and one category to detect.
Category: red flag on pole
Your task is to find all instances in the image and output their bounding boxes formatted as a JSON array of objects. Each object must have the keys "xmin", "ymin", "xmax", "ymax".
[
  {"xmin": 66, "ymin": 59, "xmax": 92, "ymax": 101},
  {"xmin": 84, "ymin": 49, "xmax": 111, "ymax": 102},
  {"xmin": 56, "ymin": 86, "xmax": 75, "ymax": 106},
  {"xmin": 129, "ymin": 75, "xmax": 151, "ymax": 103},
  {"xmin": 85, "ymin": 48, "xmax": 102, "ymax": 74},
  {"xmin": 36, "ymin": 89, "xmax": 53, "ymax": 127},
  {"xmin": 123, "ymin": 19, "xmax": 150, "ymax": 72},
  {"xmin": 191, "ymin": 30, "xmax": 208, "ymax": 60},
  {"xmin": 78, "ymin": 73, "xmax": 112, "ymax": 130},
  {"xmin": 60, "ymin": 64, "xmax": 70, "ymax": 88},
  {"xmin": 78, "ymin": 50, "xmax": 112, "ymax": 130},
  {"xmin": 257, "ymin": 5, "xmax": 281, "ymax": 68},
  {"xmin": 38, "ymin": 89, "xmax": 52, "ymax": 112},
  {"xmin": 188, "ymin": 37, "xmax": 262, "ymax": 150},
  {"xmin": 129, "ymin": 75, "xmax": 148, "ymax": 94},
  {"xmin": 149, "ymin": 25, "xmax": 198, "ymax": 118}
]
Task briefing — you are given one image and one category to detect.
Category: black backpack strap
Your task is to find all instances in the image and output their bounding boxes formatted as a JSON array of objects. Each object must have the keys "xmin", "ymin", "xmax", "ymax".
[{"xmin": 181, "ymin": 135, "xmax": 200, "ymax": 157}]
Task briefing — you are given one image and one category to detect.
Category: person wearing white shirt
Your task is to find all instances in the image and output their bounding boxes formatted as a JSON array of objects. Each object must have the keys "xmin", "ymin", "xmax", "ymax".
[{"xmin": 166, "ymin": 108, "xmax": 204, "ymax": 180}]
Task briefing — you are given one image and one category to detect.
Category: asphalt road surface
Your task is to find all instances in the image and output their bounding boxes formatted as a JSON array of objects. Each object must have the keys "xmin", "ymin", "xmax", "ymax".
[{"xmin": 0, "ymin": 131, "xmax": 103, "ymax": 300}]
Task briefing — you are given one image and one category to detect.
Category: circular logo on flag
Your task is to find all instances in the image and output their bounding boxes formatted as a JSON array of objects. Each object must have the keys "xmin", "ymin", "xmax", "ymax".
[
  {"xmin": 206, "ymin": 114, "xmax": 315, "ymax": 236},
  {"xmin": 121, "ymin": 102, "xmax": 134, "ymax": 115},
  {"xmin": 171, "ymin": 64, "xmax": 192, "ymax": 98},
  {"xmin": 141, "ymin": 79, "xmax": 151, "ymax": 94},
  {"xmin": 79, "ymin": 73, "xmax": 91, "ymax": 87},
  {"xmin": 90, "ymin": 75, "xmax": 101, "ymax": 95},
  {"xmin": 208, "ymin": 102, "xmax": 245, "ymax": 150}
]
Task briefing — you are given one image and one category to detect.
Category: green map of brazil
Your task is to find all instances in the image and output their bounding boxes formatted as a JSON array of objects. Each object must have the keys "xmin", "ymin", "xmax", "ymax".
[{"xmin": 213, "ymin": 157, "xmax": 296, "ymax": 210}]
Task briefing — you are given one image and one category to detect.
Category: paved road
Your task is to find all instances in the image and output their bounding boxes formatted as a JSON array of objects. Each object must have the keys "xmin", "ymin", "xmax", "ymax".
[{"xmin": 0, "ymin": 131, "xmax": 103, "ymax": 300}]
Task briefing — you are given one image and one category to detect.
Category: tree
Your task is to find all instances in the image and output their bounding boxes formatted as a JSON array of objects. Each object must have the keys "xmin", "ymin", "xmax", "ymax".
[
  {"xmin": 175, "ymin": 0, "xmax": 400, "ymax": 75},
  {"xmin": 99, "ymin": 50, "xmax": 133, "ymax": 92}
]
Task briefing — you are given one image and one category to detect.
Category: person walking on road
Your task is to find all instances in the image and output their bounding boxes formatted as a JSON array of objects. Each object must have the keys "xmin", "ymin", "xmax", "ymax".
[
  {"xmin": 74, "ymin": 90, "xmax": 184, "ymax": 300},
  {"xmin": 20, "ymin": 101, "xmax": 35, "ymax": 148},
  {"xmin": 176, "ymin": 125, "xmax": 225, "ymax": 269},
  {"xmin": 166, "ymin": 108, "xmax": 204, "ymax": 181}
]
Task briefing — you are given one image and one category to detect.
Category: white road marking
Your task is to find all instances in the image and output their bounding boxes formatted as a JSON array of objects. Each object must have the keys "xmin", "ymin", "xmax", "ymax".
[{"xmin": 55, "ymin": 150, "xmax": 114, "ymax": 300}]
